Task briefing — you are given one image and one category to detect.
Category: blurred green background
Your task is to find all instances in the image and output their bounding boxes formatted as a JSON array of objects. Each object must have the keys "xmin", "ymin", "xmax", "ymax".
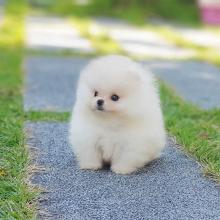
[{"xmin": 29, "ymin": 0, "xmax": 200, "ymax": 25}]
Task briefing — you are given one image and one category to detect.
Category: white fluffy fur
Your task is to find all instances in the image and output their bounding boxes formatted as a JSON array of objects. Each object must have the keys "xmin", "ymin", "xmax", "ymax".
[{"xmin": 69, "ymin": 55, "xmax": 166, "ymax": 174}]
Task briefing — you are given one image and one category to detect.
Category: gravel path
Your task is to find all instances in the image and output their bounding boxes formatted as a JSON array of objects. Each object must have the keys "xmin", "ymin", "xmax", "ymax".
[{"xmin": 25, "ymin": 122, "xmax": 220, "ymax": 220}]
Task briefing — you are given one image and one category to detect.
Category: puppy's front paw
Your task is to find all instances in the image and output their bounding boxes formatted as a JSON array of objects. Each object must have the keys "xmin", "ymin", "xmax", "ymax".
[
  {"xmin": 80, "ymin": 161, "xmax": 102, "ymax": 170},
  {"xmin": 111, "ymin": 164, "xmax": 137, "ymax": 175}
]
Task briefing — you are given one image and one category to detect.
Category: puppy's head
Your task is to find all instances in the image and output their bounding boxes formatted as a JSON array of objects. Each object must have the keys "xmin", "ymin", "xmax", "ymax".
[{"xmin": 77, "ymin": 55, "xmax": 145, "ymax": 118}]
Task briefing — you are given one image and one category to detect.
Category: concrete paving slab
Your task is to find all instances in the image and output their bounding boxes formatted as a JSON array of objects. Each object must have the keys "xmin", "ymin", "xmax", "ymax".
[
  {"xmin": 143, "ymin": 60, "xmax": 220, "ymax": 109},
  {"xmin": 93, "ymin": 18, "xmax": 195, "ymax": 58},
  {"xmin": 25, "ymin": 122, "xmax": 220, "ymax": 220},
  {"xmin": 24, "ymin": 57, "xmax": 89, "ymax": 111},
  {"xmin": 25, "ymin": 16, "xmax": 94, "ymax": 52}
]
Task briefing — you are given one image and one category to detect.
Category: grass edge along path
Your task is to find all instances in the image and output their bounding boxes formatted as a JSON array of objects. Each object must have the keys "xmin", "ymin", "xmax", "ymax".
[
  {"xmin": 0, "ymin": 0, "xmax": 39, "ymax": 219},
  {"xmin": 160, "ymin": 82, "xmax": 220, "ymax": 183}
]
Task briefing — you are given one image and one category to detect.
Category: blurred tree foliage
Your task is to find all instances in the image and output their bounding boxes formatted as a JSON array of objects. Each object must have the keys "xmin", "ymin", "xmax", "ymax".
[
  {"xmin": 89, "ymin": 0, "xmax": 199, "ymax": 24},
  {"xmin": 29, "ymin": 0, "xmax": 200, "ymax": 25}
]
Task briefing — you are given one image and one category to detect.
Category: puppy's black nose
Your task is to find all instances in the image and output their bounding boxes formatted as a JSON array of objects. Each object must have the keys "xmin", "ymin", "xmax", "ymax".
[{"xmin": 97, "ymin": 99, "xmax": 104, "ymax": 107}]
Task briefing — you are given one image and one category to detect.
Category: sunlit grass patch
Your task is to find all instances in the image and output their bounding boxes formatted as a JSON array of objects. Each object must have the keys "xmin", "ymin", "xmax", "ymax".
[
  {"xmin": 0, "ymin": 17, "xmax": 23, "ymax": 47},
  {"xmin": 196, "ymin": 50, "xmax": 220, "ymax": 67},
  {"xmin": 0, "ymin": 0, "xmax": 27, "ymax": 47}
]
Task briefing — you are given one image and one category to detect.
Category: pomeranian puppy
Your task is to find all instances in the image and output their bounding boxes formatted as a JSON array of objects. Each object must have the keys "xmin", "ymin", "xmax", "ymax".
[{"xmin": 69, "ymin": 55, "xmax": 166, "ymax": 174}]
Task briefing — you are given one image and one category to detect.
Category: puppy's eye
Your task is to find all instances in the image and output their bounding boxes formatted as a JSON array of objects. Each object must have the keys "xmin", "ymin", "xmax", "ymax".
[
  {"xmin": 111, "ymin": 94, "xmax": 119, "ymax": 101},
  {"xmin": 94, "ymin": 91, "xmax": 98, "ymax": 97}
]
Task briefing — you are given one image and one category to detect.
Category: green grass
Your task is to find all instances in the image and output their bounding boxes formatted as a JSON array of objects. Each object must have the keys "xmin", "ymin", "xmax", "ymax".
[
  {"xmin": 0, "ymin": 0, "xmax": 38, "ymax": 219},
  {"xmin": 160, "ymin": 82, "xmax": 220, "ymax": 182},
  {"xmin": 108, "ymin": 0, "xmax": 200, "ymax": 26},
  {"xmin": 25, "ymin": 111, "xmax": 70, "ymax": 122},
  {"xmin": 196, "ymin": 49, "xmax": 220, "ymax": 67}
]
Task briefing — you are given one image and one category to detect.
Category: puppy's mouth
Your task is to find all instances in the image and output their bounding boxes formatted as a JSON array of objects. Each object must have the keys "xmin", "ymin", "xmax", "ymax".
[{"xmin": 96, "ymin": 106, "xmax": 105, "ymax": 111}]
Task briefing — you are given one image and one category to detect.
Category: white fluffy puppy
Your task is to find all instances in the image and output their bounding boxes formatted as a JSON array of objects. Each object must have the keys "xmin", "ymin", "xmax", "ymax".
[{"xmin": 69, "ymin": 55, "xmax": 166, "ymax": 174}]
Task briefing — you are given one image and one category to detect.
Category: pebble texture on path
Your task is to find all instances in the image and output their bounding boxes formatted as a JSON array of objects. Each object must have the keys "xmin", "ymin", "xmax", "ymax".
[
  {"xmin": 93, "ymin": 17, "xmax": 195, "ymax": 58},
  {"xmin": 24, "ymin": 57, "xmax": 220, "ymax": 111},
  {"xmin": 143, "ymin": 60, "xmax": 220, "ymax": 109},
  {"xmin": 25, "ymin": 16, "xmax": 94, "ymax": 52},
  {"xmin": 25, "ymin": 122, "xmax": 220, "ymax": 220},
  {"xmin": 24, "ymin": 57, "xmax": 89, "ymax": 111}
]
